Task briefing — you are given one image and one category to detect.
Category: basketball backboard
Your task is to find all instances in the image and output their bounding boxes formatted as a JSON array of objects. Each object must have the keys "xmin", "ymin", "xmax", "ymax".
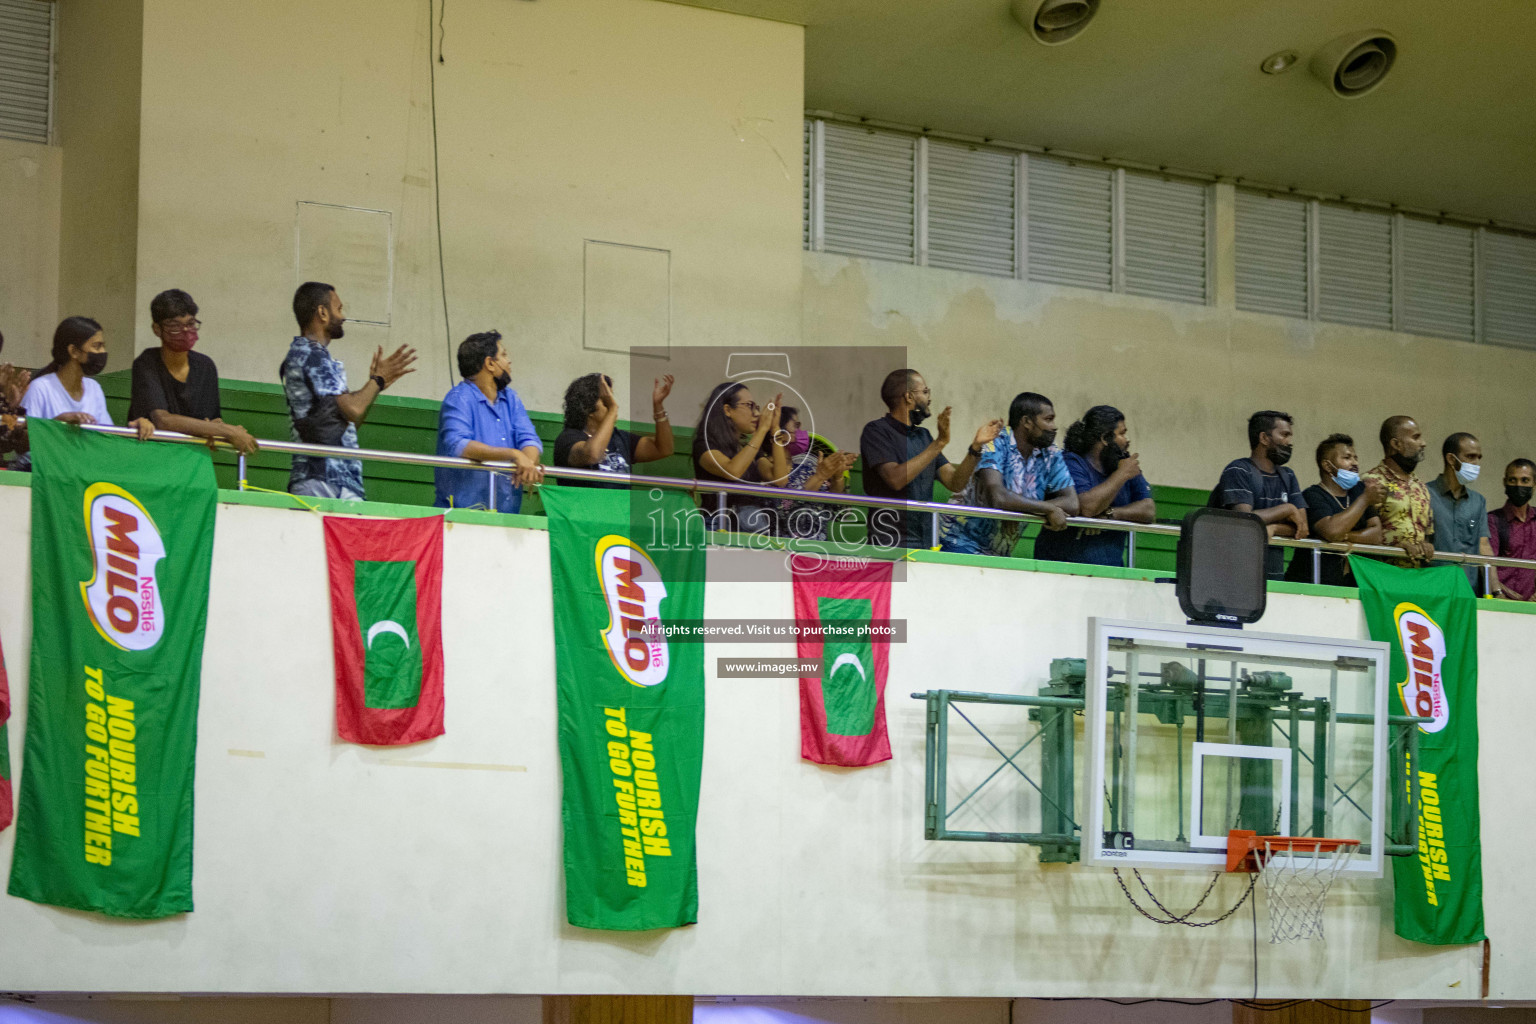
[{"xmin": 1082, "ymin": 618, "xmax": 1392, "ymax": 877}]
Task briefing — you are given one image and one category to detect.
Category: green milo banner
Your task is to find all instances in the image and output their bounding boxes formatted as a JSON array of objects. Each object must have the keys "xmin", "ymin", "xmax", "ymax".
[
  {"xmin": 8, "ymin": 419, "xmax": 216, "ymax": 918},
  {"xmin": 544, "ymin": 486, "xmax": 704, "ymax": 930},
  {"xmin": 1353, "ymin": 557, "xmax": 1485, "ymax": 945}
]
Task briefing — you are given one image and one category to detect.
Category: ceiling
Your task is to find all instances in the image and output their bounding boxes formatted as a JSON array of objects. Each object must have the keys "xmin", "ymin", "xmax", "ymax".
[{"xmin": 668, "ymin": 0, "xmax": 1536, "ymax": 227}]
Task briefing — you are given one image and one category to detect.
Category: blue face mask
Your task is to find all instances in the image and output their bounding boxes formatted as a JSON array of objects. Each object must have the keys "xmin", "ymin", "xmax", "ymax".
[
  {"xmin": 1333, "ymin": 468, "xmax": 1361, "ymax": 490},
  {"xmin": 1455, "ymin": 460, "xmax": 1481, "ymax": 485}
]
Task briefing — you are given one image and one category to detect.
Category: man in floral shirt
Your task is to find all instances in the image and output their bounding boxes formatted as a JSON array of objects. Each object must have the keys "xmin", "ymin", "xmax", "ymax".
[
  {"xmin": 1362, "ymin": 415, "xmax": 1435, "ymax": 567},
  {"xmin": 281, "ymin": 282, "xmax": 415, "ymax": 501},
  {"xmin": 939, "ymin": 392, "xmax": 1078, "ymax": 558}
]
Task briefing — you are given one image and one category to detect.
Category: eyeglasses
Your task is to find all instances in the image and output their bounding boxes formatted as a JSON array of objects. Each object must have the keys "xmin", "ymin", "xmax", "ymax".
[
  {"xmin": 158, "ymin": 319, "xmax": 201, "ymax": 336},
  {"xmin": 732, "ymin": 401, "xmax": 762, "ymax": 414}
]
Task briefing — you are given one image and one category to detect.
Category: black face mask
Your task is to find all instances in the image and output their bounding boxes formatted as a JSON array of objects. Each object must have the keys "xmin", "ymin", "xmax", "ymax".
[
  {"xmin": 1391, "ymin": 449, "xmax": 1424, "ymax": 473},
  {"xmin": 1035, "ymin": 428, "xmax": 1058, "ymax": 450},
  {"xmin": 1507, "ymin": 485, "xmax": 1534, "ymax": 508},
  {"xmin": 909, "ymin": 401, "xmax": 930, "ymax": 427},
  {"xmin": 493, "ymin": 370, "xmax": 512, "ymax": 392},
  {"xmin": 82, "ymin": 352, "xmax": 108, "ymax": 377},
  {"xmin": 1267, "ymin": 443, "xmax": 1293, "ymax": 467}
]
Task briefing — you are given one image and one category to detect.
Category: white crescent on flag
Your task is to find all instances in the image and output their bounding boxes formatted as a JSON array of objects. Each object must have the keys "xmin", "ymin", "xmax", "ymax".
[
  {"xmin": 366, "ymin": 619, "xmax": 412, "ymax": 649},
  {"xmin": 829, "ymin": 652, "xmax": 866, "ymax": 681}
]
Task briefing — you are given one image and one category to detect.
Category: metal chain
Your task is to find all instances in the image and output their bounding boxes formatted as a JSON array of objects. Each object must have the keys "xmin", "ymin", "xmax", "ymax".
[{"xmin": 1114, "ymin": 868, "xmax": 1257, "ymax": 928}]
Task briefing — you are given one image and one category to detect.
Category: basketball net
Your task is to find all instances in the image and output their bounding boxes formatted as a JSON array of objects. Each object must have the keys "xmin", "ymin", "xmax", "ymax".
[{"xmin": 1228, "ymin": 830, "xmax": 1359, "ymax": 943}]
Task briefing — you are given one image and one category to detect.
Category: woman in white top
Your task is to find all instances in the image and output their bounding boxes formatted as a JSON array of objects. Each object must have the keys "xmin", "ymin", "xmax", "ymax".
[{"xmin": 18, "ymin": 317, "xmax": 153, "ymax": 464}]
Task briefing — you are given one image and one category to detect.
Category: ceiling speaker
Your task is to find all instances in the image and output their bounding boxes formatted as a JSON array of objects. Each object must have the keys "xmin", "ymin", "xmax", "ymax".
[{"xmin": 1310, "ymin": 31, "xmax": 1397, "ymax": 98}]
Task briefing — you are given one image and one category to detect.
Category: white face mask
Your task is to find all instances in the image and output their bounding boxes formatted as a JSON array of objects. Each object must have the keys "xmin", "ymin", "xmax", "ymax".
[{"xmin": 1455, "ymin": 460, "xmax": 1481, "ymax": 485}]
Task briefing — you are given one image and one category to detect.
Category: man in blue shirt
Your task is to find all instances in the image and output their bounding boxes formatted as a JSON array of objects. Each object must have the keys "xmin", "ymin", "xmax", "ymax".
[
  {"xmin": 282, "ymin": 281, "xmax": 417, "ymax": 501},
  {"xmin": 939, "ymin": 392, "xmax": 1077, "ymax": 558},
  {"xmin": 1035, "ymin": 404, "xmax": 1155, "ymax": 567},
  {"xmin": 434, "ymin": 330, "xmax": 544, "ymax": 513}
]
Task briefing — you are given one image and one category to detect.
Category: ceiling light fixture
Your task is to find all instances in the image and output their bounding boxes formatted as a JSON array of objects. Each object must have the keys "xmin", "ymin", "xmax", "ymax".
[
  {"xmin": 1013, "ymin": 0, "xmax": 1101, "ymax": 46},
  {"xmin": 1310, "ymin": 30, "xmax": 1398, "ymax": 98},
  {"xmin": 1260, "ymin": 50, "xmax": 1298, "ymax": 74}
]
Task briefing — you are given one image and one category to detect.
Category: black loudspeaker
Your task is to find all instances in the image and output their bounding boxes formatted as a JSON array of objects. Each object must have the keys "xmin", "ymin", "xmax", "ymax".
[{"xmin": 1175, "ymin": 507, "xmax": 1268, "ymax": 627}]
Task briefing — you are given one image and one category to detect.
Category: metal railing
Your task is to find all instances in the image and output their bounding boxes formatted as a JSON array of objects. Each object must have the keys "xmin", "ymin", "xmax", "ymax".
[{"xmin": 25, "ymin": 421, "xmax": 1536, "ymax": 591}]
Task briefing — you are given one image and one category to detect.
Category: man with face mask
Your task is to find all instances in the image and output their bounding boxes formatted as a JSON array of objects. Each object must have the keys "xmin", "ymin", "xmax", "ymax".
[
  {"xmin": 129, "ymin": 289, "xmax": 259, "ymax": 456},
  {"xmin": 1282, "ymin": 433, "xmax": 1384, "ymax": 586},
  {"xmin": 434, "ymin": 330, "xmax": 544, "ymax": 513},
  {"xmin": 282, "ymin": 281, "xmax": 416, "ymax": 502},
  {"xmin": 1211, "ymin": 410, "xmax": 1309, "ymax": 580},
  {"xmin": 939, "ymin": 392, "xmax": 1078, "ymax": 558},
  {"xmin": 1362, "ymin": 415, "xmax": 1436, "ymax": 567},
  {"xmin": 860, "ymin": 368, "xmax": 1003, "ymax": 548},
  {"xmin": 1489, "ymin": 459, "xmax": 1536, "ymax": 600},
  {"xmin": 1427, "ymin": 432, "xmax": 1493, "ymax": 592}
]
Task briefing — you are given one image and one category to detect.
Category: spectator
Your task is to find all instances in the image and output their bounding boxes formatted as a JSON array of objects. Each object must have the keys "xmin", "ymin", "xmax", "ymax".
[
  {"xmin": 18, "ymin": 318, "xmax": 154, "ymax": 471},
  {"xmin": 1489, "ymin": 459, "xmax": 1536, "ymax": 601},
  {"xmin": 1033, "ymin": 404, "xmax": 1154, "ymax": 567},
  {"xmin": 553, "ymin": 372, "xmax": 676, "ymax": 488},
  {"xmin": 434, "ymin": 330, "xmax": 544, "ymax": 513},
  {"xmin": 694, "ymin": 382, "xmax": 834, "ymax": 534},
  {"xmin": 1210, "ymin": 411, "xmax": 1308, "ymax": 580},
  {"xmin": 128, "ymin": 289, "xmax": 258, "ymax": 455},
  {"xmin": 860, "ymin": 369, "xmax": 1002, "ymax": 548},
  {"xmin": 1282, "ymin": 433, "xmax": 1384, "ymax": 587},
  {"xmin": 1362, "ymin": 416, "xmax": 1435, "ymax": 567},
  {"xmin": 280, "ymin": 282, "xmax": 416, "ymax": 502},
  {"xmin": 775, "ymin": 413, "xmax": 857, "ymax": 541},
  {"xmin": 0, "ymin": 329, "xmax": 30, "ymax": 466},
  {"xmin": 1427, "ymin": 432, "xmax": 1493, "ymax": 593},
  {"xmin": 939, "ymin": 392, "xmax": 1077, "ymax": 558}
]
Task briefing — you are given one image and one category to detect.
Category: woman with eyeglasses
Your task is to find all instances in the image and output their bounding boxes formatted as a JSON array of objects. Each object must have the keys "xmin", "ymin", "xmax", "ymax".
[
  {"xmin": 692, "ymin": 382, "xmax": 786, "ymax": 532},
  {"xmin": 693, "ymin": 382, "xmax": 853, "ymax": 534}
]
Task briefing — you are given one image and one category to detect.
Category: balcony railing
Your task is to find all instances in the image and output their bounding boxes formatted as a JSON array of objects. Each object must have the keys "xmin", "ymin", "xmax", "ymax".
[{"xmin": 25, "ymin": 421, "xmax": 1536, "ymax": 592}]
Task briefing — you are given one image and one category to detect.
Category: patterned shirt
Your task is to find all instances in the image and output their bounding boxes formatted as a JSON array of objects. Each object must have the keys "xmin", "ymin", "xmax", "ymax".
[
  {"xmin": 776, "ymin": 451, "xmax": 836, "ymax": 540},
  {"xmin": 280, "ymin": 336, "xmax": 363, "ymax": 499},
  {"xmin": 939, "ymin": 429, "xmax": 1072, "ymax": 557},
  {"xmin": 1362, "ymin": 462, "xmax": 1433, "ymax": 567}
]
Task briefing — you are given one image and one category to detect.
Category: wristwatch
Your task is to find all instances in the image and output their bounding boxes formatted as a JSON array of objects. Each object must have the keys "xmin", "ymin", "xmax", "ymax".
[
  {"xmin": 371, "ymin": 374, "xmax": 387, "ymax": 392},
  {"xmin": 969, "ymin": 444, "xmax": 984, "ymax": 457}
]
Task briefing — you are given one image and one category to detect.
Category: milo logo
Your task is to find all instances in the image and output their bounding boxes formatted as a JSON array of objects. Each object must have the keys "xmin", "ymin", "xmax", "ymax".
[
  {"xmin": 1395, "ymin": 602, "xmax": 1449, "ymax": 733},
  {"xmin": 595, "ymin": 535, "xmax": 669, "ymax": 687},
  {"xmin": 80, "ymin": 483, "xmax": 167, "ymax": 652}
]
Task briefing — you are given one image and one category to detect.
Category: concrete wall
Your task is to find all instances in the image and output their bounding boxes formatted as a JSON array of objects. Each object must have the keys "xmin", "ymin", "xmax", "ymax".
[
  {"xmin": 0, "ymin": 137, "xmax": 61, "ymax": 370},
  {"xmin": 0, "ymin": 480, "xmax": 1529, "ymax": 1000},
  {"xmin": 54, "ymin": 0, "xmax": 143, "ymax": 350},
  {"xmin": 130, "ymin": 0, "xmax": 804, "ymax": 420},
  {"xmin": 802, "ymin": 185, "xmax": 1536, "ymax": 503}
]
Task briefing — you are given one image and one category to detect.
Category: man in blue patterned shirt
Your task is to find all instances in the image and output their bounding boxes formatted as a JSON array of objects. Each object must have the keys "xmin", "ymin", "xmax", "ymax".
[
  {"xmin": 281, "ymin": 282, "xmax": 416, "ymax": 501},
  {"xmin": 939, "ymin": 392, "xmax": 1078, "ymax": 557}
]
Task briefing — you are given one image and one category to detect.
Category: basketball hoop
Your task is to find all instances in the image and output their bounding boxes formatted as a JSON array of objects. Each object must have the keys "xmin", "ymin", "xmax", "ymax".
[{"xmin": 1226, "ymin": 829, "xmax": 1359, "ymax": 943}]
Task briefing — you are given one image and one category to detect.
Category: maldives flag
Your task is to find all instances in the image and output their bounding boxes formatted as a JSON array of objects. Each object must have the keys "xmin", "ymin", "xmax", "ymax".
[
  {"xmin": 324, "ymin": 515, "xmax": 445, "ymax": 746},
  {"xmin": 793, "ymin": 555, "xmax": 894, "ymax": 767},
  {"xmin": 1, "ymin": 630, "xmax": 11, "ymax": 831}
]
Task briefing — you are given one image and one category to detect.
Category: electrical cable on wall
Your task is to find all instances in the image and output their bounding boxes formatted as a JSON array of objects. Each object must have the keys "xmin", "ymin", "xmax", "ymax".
[{"xmin": 429, "ymin": 0, "xmax": 453, "ymax": 365}]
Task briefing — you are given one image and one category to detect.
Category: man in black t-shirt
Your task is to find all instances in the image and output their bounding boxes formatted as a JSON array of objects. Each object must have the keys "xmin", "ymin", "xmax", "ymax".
[
  {"xmin": 553, "ymin": 372, "xmax": 675, "ymax": 488},
  {"xmin": 1283, "ymin": 433, "xmax": 1385, "ymax": 586},
  {"xmin": 128, "ymin": 289, "xmax": 258, "ymax": 455},
  {"xmin": 1211, "ymin": 410, "xmax": 1309, "ymax": 579},
  {"xmin": 859, "ymin": 368, "xmax": 1003, "ymax": 548}
]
